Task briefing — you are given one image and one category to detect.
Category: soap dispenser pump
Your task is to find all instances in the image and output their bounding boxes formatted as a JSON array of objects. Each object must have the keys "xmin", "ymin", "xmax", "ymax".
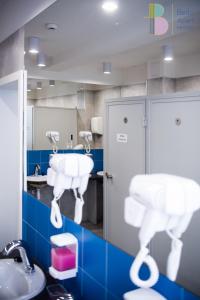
[{"xmin": 49, "ymin": 233, "xmax": 78, "ymax": 280}]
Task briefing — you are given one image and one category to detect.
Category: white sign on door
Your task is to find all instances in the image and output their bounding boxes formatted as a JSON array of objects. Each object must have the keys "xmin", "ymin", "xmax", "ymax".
[{"xmin": 116, "ymin": 133, "xmax": 128, "ymax": 143}]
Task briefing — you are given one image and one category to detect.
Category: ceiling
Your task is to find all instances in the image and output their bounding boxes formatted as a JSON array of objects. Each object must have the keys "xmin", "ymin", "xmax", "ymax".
[{"xmin": 25, "ymin": 0, "xmax": 200, "ymax": 85}]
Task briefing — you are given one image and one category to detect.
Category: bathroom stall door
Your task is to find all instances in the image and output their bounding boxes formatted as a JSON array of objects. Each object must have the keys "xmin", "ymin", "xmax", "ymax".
[
  {"xmin": 0, "ymin": 71, "xmax": 26, "ymax": 249},
  {"xmin": 148, "ymin": 93, "xmax": 200, "ymax": 296},
  {"xmin": 104, "ymin": 98, "xmax": 146, "ymax": 256}
]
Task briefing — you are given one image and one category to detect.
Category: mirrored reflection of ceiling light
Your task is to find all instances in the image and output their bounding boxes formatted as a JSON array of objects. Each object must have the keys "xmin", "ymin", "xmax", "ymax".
[
  {"xmin": 49, "ymin": 80, "xmax": 55, "ymax": 86},
  {"xmin": 27, "ymin": 84, "xmax": 31, "ymax": 92},
  {"xmin": 102, "ymin": 0, "xmax": 118, "ymax": 13},
  {"xmin": 37, "ymin": 82, "xmax": 42, "ymax": 90},
  {"xmin": 28, "ymin": 37, "xmax": 40, "ymax": 54},
  {"xmin": 37, "ymin": 53, "xmax": 47, "ymax": 67},
  {"xmin": 163, "ymin": 45, "xmax": 174, "ymax": 62},
  {"xmin": 46, "ymin": 23, "xmax": 58, "ymax": 31},
  {"xmin": 103, "ymin": 62, "xmax": 112, "ymax": 74}
]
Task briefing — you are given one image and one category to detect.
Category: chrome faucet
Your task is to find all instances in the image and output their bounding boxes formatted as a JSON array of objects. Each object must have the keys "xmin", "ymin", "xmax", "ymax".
[
  {"xmin": 34, "ymin": 164, "xmax": 41, "ymax": 176},
  {"xmin": 1, "ymin": 240, "xmax": 35, "ymax": 273}
]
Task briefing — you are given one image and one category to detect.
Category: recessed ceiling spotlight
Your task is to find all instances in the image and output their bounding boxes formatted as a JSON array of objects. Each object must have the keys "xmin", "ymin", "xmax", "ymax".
[
  {"xmin": 28, "ymin": 37, "xmax": 40, "ymax": 54},
  {"xmin": 102, "ymin": 1, "xmax": 118, "ymax": 13},
  {"xmin": 103, "ymin": 62, "xmax": 112, "ymax": 74},
  {"xmin": 49, "ymin": 80, "xmax": 55, "ymax": 86},
  {"xmin": 45, "ymin": 23, "xmax": 58, "ymax": 31},
  {"xmin": 163, "ymin": 45, "xmax": 174, "ymax": 62},
  {"xmin": 37, "ymin": 53, "xmax": 47, "ymax": 67},
  {"xmin": 27, "ymin": 84, "xmax": 31, "ymax": 92},
  {"xmin": 37, "ymin": 82, "xmax": 42, "ymax": 90}
]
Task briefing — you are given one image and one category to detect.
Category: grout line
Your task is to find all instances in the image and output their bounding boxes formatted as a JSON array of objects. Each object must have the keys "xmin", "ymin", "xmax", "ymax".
[
  {"xmin": 81, "ymin": 268, "xmax": 106, "ymax": 290},
  {"xmin": 23, "ymin": 219, "xmax": 50, "ymax": 244}
]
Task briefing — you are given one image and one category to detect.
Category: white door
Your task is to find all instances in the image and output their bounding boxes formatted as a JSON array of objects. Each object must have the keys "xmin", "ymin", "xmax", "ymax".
[
  {"xmin": 0, "ymin": 70, "xmax": 26, "ymax": 249},
  {"xmin": 148, "ymin": 93, "xmax": 200, "ymax": 295},
  {"xmin": 104, "ymin": 98, "xmax": 146, "ymax": 256}
]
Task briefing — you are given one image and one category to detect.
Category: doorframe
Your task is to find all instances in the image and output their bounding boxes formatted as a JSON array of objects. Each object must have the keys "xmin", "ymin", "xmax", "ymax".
[
  {"xmin": 104, "ymin": 96, "xmax": 147, "ymax": 241},
  {"xmin": 0, "ymin": 70, "xmax": 27, "ymax": 238}
]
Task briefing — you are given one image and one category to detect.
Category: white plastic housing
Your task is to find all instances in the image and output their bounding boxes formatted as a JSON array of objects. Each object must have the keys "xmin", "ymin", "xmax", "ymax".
[
  {"xmin": 49, "ymin": 233, "xmax": 78, "ymax": 280},
  {"xmin": 124, "ymin": 288, "xmax": 167, "ymax": 300},
  {"xmin": 91, "ymin": 117, "xmax": 103, "ymax": 135}
]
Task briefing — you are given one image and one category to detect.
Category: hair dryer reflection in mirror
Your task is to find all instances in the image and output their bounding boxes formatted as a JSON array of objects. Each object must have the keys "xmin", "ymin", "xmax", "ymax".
[{"xmin": 46, "ymin": 131, "xmax": 60, "ymax": 153}]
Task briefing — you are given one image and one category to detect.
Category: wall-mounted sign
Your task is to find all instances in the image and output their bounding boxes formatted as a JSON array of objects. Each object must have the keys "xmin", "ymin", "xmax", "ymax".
[{"xmin": 116, "ymin": 133, "xmax": 128, "ymax": 143}]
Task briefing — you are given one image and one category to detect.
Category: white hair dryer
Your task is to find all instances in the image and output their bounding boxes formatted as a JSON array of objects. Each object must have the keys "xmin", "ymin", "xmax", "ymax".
[
  {"xmin": 47, "ymin": 153, "xmax": 94, "ymax": 228},
  {"xmin": 124, "ymin": 174, "xmax": 200, "ymax": 300},
  {"xmin": 79, "ymin": 131, "xmax": 93, "ymax": 154},
  {"xmin": 46, "ymin": 131, "xmax": 60, "ymax": 153}
]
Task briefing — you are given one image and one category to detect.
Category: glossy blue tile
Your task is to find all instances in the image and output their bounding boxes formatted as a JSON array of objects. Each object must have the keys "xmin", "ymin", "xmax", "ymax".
[
  {"xmin": 22, "ymin": 220, "xmax": 27, "ymax": 240},
  {"xmin": 95, "ymin": 160, "xmax": 103, "ymax": 172},
  {"xmin": 64, "ymin": 217, "xmax": 83, "ymax": 268},
  {"xmin": 35, "ymin": 233, "xmax": 51, "ymax": 271},
  {"xmin": 91, "ymin": 149, "xmax": 103, "ymax": 161},
  {"xmin": 27, "ymin": 150, "xmax": 41, "ymax": 164},
  {"xmin": 63, "ymin": 149, "xmax": 74, "ymax": 153},
  {"xmin": 107, "ymin": 243, "xmax": 136, "ymax": 298},
  {"xmin": 35, "ymin": 200, "xmax": 50, "ymax": 239},
  {"xmin": 154, "ymin": 274, "xmax": 182, "ymax": 300},
  {"xmin": 82, "ymin": 271, "xmax": 106, "ymax": 300},
  {"xmin": 23, "ymin": 193, "xmax": 36, "ymax": 227},
  {"xmin": 183, "ymin": 289, "xmax": 200, "ymax": 300},
  {"xmin": 27, "ymin": 163, "xmax": 37, "ymax": 176},
  {"xmin": 40, "ymin": 150, "xmax": 53, "ymax": 163},
  {"xmin": 106, "ymin": 291, "xmax": 120, "ymax": 300},
  {"xmin": 73, "ymin": 150, "xmax": 85, "ymax": 154},
  {"xmin": 40, "ymin": 162, "xmax": 49, "ymax": 175},
  {"xmin": 83, "ymin": 228, "xmax": 106, "ymax": 286},
  {"xmin": 63, "ymin": 267, "xmax": 83, "ymax": 299},
  {"xmin": 23, "ymin": 221, "xmax": 37, "ymax": 260}
]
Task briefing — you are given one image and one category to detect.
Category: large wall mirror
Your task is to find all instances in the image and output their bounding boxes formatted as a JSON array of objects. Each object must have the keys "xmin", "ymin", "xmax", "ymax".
[{"xmin": 25, "ymin": 0, "xmax": 200, "ymax": 296}]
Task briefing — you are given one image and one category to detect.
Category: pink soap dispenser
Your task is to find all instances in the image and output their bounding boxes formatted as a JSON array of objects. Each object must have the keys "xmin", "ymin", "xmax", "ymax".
[{"xmin": 49, "ymin": 233, "xmax": 78, "ymax": 280}]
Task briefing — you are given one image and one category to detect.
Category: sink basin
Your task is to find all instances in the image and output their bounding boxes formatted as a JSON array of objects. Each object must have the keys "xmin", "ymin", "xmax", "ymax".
[
  {"xmin": 27, "ymin": 175, "xmax": 47, "ymax": 183},
  {"xmin": 97, "ymin": 171, "xmax": 104, "ymax": 177},
  {"xmin": 0, "ymin": 259, "xmax": 46, "ymax": 300}
]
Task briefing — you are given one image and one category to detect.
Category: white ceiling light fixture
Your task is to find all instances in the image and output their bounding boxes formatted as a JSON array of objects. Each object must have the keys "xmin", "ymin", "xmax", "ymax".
[
  {"xmin": 27, "ymin": 84, "xmax": 31, "ymax": 92},
  {"xmin": 37, "ymin": 53, "xmax": 47, "ymax": 67},
  {"xmin": 49, "ymin": 80, "xmax": 55, "ymax": 86},
  {"xmin": 163, "ymin": 45, "xmax": 174, "ymax": 62},
  {"xmin": 46, "ymin": 23, "xmax": 58, "ymax": 31},
  {"xmin": 28, "ymin": 37, "xmax": 40, "ymax": 54},
  {"xmin": 102, "ymin": 0, "xmax": 118, "ymax": 13},
  {"xmin": 103, "ymin": 62, "xmax": 112, "ymax": 74},
  {"xmin": 37, "ymin": 82, "xmax": 42, "ymax": 90}
]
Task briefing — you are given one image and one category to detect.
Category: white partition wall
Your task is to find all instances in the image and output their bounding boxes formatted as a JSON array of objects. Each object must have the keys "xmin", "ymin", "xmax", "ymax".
[{"xmin": 0, "ymin": 71, "xmax": 26, "ymax": 249}]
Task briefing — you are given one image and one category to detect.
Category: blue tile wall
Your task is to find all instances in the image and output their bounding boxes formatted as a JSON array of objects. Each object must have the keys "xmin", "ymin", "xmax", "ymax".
[
  {"xmin": 27, "ymin": 149, "xmax": 103, "ymax": 176},
  {"xmin": 22, "ymin": 192, "xmax": 200, "ymax": 300}
]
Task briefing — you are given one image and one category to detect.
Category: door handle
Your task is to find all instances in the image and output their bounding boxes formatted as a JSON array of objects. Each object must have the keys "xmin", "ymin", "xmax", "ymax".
[{"xmin": 105, "ymin": 172, "xmax": 113, "ymax": 179}]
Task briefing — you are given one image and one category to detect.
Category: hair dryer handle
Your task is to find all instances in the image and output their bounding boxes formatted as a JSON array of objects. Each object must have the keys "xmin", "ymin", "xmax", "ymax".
[
  {"xmin": 167, "ymin": 239, "xmax": 183, "ymax": 281},
  {"xmin": 130, "ymin": 247, "xmax": 159, "ymax": 288}
]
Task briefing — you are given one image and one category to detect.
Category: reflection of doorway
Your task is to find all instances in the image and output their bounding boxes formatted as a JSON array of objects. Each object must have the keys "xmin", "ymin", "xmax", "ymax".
[
  {"xmin": 82, "ymin": 174, "xmax": 103, "ymax": 238},
  {"xmin": 0, "ymin": 70, "xmax": 26, "ymax": 249},
  {"xmin": 104, "ymin": 97, "xmax": 146, "ymax": 255}
]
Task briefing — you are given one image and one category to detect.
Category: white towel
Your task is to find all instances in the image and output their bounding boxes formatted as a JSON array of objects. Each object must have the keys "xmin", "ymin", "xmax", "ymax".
[{"xmin": 130, "ymin": 174, "xmax": 200, "ymax": 216}]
